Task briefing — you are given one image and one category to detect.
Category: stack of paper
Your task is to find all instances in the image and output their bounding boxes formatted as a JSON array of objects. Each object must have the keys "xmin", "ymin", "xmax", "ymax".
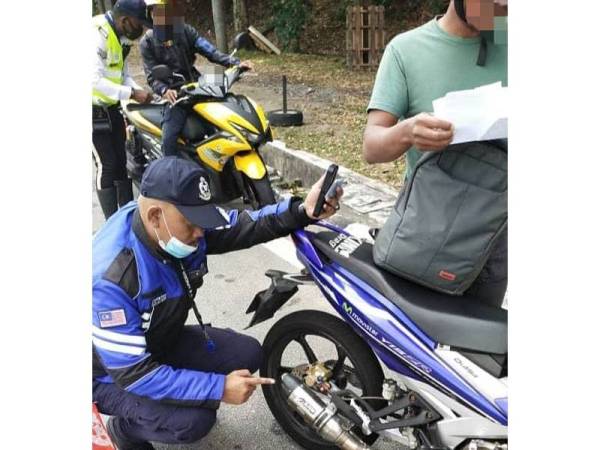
[{"xmin": 432, "ymin": 82, "xmax": 507, "ymax": 145}]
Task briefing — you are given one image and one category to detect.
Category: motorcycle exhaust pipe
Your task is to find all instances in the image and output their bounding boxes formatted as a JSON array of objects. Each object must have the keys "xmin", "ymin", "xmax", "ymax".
[{"xmin": 281, "ymin": 373, "xmax": 370, "ymax": 450}]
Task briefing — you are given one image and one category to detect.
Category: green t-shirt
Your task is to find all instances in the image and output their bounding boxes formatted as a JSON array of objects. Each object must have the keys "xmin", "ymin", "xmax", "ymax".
[{"xmin": 367, "ymin": 18, "xmax": 507, "ymax": 179}]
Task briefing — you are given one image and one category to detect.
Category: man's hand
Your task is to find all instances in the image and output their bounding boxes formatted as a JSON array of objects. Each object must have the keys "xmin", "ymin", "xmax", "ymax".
[
  {"xmin": 222, "ymin": 369, "xmax": 275, "ymax": 405},
  {"xmin": 407, "ymin": 113, "xmax": 454, "ymax": 151},
  {"xmin": 303, "ymin": 174, "xmax": 344, "ymax": 220},
  {"xmin": 239, "ymin": 60, "xmax": 254, "ymax": 71},
  {"xmin": 132, "ymin": 88, "xmax": 153, "ymax": 104},
  {"xmin": 162, "ymin": 89, "xmax": 178, "ymax": 105}
]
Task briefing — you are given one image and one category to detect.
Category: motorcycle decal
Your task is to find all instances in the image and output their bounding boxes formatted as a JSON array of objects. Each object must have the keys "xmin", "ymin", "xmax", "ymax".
[
  {"xmin": 328, "ymin": 234, "xmax": 362, "ymax": 258},
  {"xmin": 310, "ymin": 259, "xmax": 506, "ymax": 424}
]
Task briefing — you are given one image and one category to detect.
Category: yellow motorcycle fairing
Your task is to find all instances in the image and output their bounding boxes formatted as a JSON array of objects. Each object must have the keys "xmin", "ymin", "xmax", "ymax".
[
  {"xmin": 195, "ymin": 135, "xmax": 249, "ymax": 172},
  {"xmin": 247, "ymin": 97, "xmax": 269, "ymax": 132},
  {"xmin": 193, "ymin": 102, "xmax": 262, "ymax": 142},
  {"xmin": 234, "ymin": 152, "xmax": 267, "ymax": 180}
]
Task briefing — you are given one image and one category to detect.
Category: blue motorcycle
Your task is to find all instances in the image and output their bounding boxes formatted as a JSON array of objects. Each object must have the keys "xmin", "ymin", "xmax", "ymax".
[{"xmin": 248, "ymin": 221, "xmax": 507, "ymax": 450}]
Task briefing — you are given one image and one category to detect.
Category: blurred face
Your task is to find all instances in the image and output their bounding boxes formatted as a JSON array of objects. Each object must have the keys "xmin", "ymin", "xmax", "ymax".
[
  {"xmin": 152, "ymin": 1, "xmax": 185, "ymax": 43},
  {"xmin": 465, "ymin": 0, "xmax": 508, "ymax": 31}
]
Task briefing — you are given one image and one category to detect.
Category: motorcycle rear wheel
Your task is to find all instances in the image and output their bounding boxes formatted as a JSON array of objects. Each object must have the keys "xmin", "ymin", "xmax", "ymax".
[{"xmin": 261, "ymin": 310, "xmax": 384, "ymax": 450}]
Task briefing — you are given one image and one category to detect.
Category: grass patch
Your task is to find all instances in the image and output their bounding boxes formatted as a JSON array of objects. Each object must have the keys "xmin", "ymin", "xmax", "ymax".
[{"xmin": 240, "ymin": 50, "xmax": 406, "ymax": 188}]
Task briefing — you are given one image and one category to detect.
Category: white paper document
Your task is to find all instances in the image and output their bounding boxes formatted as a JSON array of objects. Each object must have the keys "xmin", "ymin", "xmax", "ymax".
[{"xmin": 432, "ymin": 82, "xmax": 507, "ymax": 145}]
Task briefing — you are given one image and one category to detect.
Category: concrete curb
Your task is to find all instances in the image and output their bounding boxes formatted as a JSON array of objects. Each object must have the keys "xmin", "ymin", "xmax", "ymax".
[{"xmin": 261, "ymin": 140, "xmax": 400, "ymax": 228}]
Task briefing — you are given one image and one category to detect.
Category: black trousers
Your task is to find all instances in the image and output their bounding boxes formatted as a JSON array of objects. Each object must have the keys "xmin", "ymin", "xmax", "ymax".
[
  {"xmin": 93, "ymin": 326, "xmax": 263, "ymax": 445},
  {"xmin": 161, "ymin": 103, "xmax": 188, "ymax": 157},
  {"xmin": 92, "ymin": 105, "xmax": 127, "ymax": 189}
]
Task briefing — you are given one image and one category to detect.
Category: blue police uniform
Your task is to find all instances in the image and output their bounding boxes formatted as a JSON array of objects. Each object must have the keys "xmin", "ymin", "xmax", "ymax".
[{"xmin": 93, "ymin": 157, "xmax": 312, "ymax": 446}]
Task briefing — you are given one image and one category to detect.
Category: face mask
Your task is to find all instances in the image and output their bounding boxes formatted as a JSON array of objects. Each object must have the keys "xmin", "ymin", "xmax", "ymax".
[
  {"xmin": 154, "ymin": 210, "xmax": 198, "ymax": 259},
  {"xmin": 124, "ymin": 19, "xmax": 144, "ymax": 40}
]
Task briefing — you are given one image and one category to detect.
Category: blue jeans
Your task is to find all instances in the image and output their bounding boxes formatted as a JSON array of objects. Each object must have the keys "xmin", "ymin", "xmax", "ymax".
[
  {"xmin": 92, "ymin": 325, "xmax": 263, "ymax": 445},
  {"xmin": 161, "ymin": 104, "xmax": 188, "ymax": 157}
]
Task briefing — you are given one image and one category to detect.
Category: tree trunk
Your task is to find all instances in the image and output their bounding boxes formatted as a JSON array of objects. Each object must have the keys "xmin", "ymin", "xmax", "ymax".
[
  {"xmin": 211, "ymin": 0, "xmax": 228, "ymax": 53},
  {"xmin": 233, "ymin": 0, "xmax": 249, "ymax": 35}
]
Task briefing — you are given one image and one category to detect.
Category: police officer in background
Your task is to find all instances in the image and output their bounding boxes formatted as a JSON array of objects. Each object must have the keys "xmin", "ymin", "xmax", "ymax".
[{"xmin": 93, "ymin": 0, "xmax": 154, "ymax": 219}]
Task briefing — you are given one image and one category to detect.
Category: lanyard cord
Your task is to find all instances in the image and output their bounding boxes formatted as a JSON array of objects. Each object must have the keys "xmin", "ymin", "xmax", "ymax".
[{"xmin": 176, "ymin": 261, "xmax": 216, "ymax": 352}]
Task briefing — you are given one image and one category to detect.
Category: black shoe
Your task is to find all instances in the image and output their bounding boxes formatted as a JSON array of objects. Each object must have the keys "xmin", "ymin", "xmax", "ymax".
[
  {"xmin": 106, "ymin": 416, "xmax": 154, "ymax": 450},
  {"xmin": 96, "ymin": 187, "xmax": 118, "ymax": 219},
  {"xmin": 114, "ymin": 179, "xmax": 134, "ymax": 207}
]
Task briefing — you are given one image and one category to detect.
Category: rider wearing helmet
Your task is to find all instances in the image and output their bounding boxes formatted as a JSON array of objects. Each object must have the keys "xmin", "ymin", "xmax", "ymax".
[
  {"xmin": 140, "ymin": 0, "xmax": 254, "ymax": 157},
  {"xmin": 363, "ymin": 0, "xmax": 508, "ymax": 306}
]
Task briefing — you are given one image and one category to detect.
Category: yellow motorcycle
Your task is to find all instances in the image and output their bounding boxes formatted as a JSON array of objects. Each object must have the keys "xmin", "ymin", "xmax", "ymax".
[{"xmin": 122, "ymin": 64, "xmax": 276, "ymax": 208}]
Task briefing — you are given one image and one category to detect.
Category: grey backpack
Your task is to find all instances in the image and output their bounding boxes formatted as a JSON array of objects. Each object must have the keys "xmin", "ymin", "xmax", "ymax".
[{"xmin": 373, "ymin": 140, "xmax": 507, "ymax": 295}]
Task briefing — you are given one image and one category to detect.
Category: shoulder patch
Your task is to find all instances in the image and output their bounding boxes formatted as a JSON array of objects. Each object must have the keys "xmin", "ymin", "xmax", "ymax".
[
  {"xmin": 103, "ymin": 248, "xmax": 139, "ymax": 298},
  {"xmin": 98, "ymin": 309, "xmax": 127, "ymax": 328},
  {"xmin": 97, "ymin": 48, "xmax": 107, "ymax": 60},
  {"xmin": 98, "ymin": 26, "xmax": 109, "ymax": 39}
]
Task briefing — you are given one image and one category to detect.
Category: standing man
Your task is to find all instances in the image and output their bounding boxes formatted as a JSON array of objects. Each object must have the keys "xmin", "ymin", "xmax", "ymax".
[
  {"xmin": 363, "ymin": 0, "xmax": 508, "ymax": 306},
  {"xmin": 93, "ymin": 0, "xmax": 154, "ymax": 219},
  {"xmin": 93, "ymin": 157, "xmax": 343, "ymax": 449},
  {"xmin": 140, "ymin": 0, "xmax": 254, "ymax": 157}
]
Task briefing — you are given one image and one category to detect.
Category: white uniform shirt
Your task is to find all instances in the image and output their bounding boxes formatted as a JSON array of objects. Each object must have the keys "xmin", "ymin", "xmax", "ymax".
[{"xmin": 93, "ymin": 14, "xmax": 142, "ymax": 104}]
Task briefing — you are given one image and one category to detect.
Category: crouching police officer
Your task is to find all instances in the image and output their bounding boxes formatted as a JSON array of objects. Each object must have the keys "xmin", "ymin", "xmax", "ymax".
[
  {"xmin": 92, "ymin": 157, "xmax": 343, "ymax": 449},
  {"xmin": 92, "ymin": 0, "xmax": 153, "ymax": 219}
]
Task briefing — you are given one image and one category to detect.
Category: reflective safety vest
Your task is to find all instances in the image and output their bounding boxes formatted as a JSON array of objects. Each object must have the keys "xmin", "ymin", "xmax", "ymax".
[{"xmin": 93, "ymin": 14, "xmax": 124, "ymax": 106}]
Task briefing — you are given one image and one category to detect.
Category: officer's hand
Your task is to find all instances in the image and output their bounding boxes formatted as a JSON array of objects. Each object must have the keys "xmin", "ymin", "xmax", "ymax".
[
  {"xmin": 407, "ymin": 112, "xmax": 454, "ymax": 151},
  {"xmin": 163, "ymin": 89, "xmax": 178, "ymax": 105},
  {"xmin": 132, "ymin": 88, "xmax": 153, "ymax": 104},
  {"xmin": 239, "ymin": 60, "xmax": 254, "ymax": 71},
  {"xmin": 303, "ymin": 174, "xmax": 344, "ymax": 220},
  {"xmin": 222, "ymin": 369, "xmax": 275, "ymax": 405}
]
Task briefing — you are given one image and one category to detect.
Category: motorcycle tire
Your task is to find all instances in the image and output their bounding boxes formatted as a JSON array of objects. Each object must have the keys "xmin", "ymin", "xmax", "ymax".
[
  {"xmin": 242, "ymin": 173, "xmax": 276, "ymax": 209},
  {"xmin": 267, "ymin": 109, "xmax": 304, "ymax": 127},
  {"xmin": 261, "ymin": 310, "xmax": 384, "ymax": 450}
]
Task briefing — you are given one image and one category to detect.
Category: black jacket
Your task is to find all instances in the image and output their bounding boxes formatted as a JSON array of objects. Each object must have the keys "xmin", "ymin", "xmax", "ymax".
[{"xmin": 139, "ymin": 24, "xmax": 240, "ymax": 95}]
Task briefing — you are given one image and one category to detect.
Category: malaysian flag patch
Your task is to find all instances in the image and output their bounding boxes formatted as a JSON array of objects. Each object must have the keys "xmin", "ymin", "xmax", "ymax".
[{"xmin": 98, "ymin": 309, "xmax": 127, "ymax": 328}]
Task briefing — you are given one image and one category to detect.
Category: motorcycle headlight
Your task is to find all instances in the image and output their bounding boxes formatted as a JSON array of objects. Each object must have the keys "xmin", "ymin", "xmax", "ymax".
[{"xmin": 231, "ymin": 123, "xmax": 262, "ymax": 145}]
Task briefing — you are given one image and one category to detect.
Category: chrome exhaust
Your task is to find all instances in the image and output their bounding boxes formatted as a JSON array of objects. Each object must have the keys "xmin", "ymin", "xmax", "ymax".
[{"xmin": 281, "ymin": 373, "xmax": 370, "ymax": 450}]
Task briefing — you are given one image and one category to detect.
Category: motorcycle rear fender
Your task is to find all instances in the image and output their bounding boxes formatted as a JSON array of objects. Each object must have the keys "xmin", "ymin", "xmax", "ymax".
[{"xmin": 234, "ymin": 152, "xmax": 266, "ymax": 179}]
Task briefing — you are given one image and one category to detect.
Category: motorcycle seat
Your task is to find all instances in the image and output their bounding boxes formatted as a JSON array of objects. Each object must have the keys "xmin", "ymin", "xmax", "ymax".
[
  {"xmin": 310, "ymin": 230, "xmax": 507, "ymax": 355},
  {"xmin": 126, "ymin": 103, "xmax": 209, "ymax": 142},
  {"xmin": 127, "ymin": 103, "xmax": 164, "ymax": 129}
]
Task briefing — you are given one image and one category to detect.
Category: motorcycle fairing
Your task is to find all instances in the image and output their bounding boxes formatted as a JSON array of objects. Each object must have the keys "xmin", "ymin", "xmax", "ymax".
[
  {"xmin": 291, "ymin": 226, "xmax": 508, "ymax": 426},
  {"xmin": 234, "ymin": 152, "xmax": 267, "ymax": 179},
  {"xmin": 193, "ymin": 96, "xmax": 266, "ymax": 141},
  {"xmin": 195, "ymin": 133, "xmax": 249, "ymax": 172}
]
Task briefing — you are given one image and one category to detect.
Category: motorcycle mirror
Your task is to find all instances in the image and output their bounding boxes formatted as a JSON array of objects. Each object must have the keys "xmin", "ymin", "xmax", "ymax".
[
  {"xmin": 233, "ymin": 31, "xmax": 254, "ymax": 51},
  {"xmin": 151, "ymin": 65, "xmax": 173, "ymax": 81}
]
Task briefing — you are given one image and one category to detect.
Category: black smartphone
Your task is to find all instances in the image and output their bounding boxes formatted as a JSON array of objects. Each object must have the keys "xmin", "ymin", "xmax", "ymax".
[{"xmin": 313, "ymin": 164, "xmax": 339, "ymax": 217}]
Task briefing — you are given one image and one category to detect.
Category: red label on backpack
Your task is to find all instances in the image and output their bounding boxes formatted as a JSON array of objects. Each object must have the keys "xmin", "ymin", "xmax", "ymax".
[{"xmin": 438, "ymin": 270, "xmax": 456, "ymax": 281}]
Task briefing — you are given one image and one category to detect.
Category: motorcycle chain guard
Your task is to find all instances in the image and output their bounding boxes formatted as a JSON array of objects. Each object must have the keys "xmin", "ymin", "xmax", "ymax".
[{"xmin": 245, "ymin": 270, "xmax": 300, "ymax": 328}]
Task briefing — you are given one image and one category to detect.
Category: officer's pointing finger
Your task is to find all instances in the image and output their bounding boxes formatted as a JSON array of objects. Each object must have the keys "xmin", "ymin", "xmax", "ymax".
[{"xmin": 246, "ymin": 376, "xmax": 276, "ymax": 386}]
